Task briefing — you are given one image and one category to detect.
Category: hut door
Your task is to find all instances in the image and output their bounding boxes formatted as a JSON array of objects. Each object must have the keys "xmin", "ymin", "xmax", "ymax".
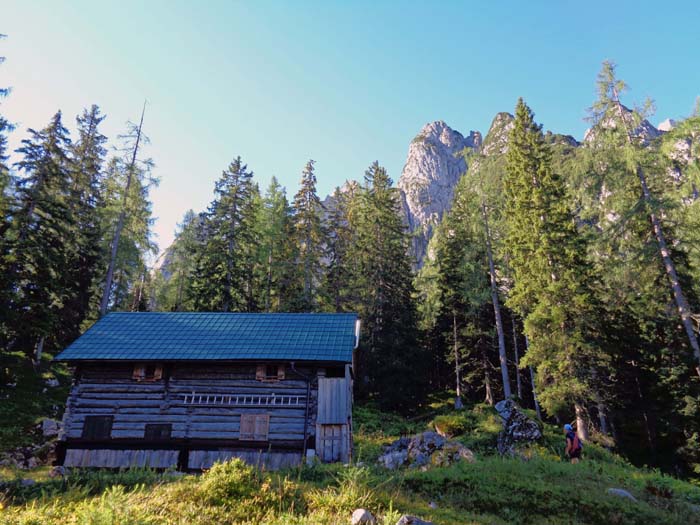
[
  {"xmin": 316, "ymin": 377, "xmax": 351, "ymax": 462},
  {"xmin": 317, "ymin": 424, "xmax": 346, "ymax": 462}
]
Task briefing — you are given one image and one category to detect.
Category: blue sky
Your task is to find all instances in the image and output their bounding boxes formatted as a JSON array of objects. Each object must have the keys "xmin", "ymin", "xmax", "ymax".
[{"xmin": 2, "ymin": 1, "xmax": 699, "ymax": 252}]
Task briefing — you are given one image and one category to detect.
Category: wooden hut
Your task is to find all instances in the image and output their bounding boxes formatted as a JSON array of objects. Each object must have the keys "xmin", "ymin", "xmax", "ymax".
[{"xmin": 54, "ymin": 312, "xmax": 359, "ymax": 470}]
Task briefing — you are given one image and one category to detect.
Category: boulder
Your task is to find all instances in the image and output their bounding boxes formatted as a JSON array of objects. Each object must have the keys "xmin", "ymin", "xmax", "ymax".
[
  {"xmin": 44, "ymin": 378, "xmax": 60, "ymax": 388},
  {"xmin": 41, "ymin": 418, "xmax": 60, "ymax": 437},
  {"xmin": 396, "ymin": 516, "xmax": 434, "ymax": 525},
  {"xmin": 20, "ymin": 478, "xmax": 36, "ymax": 487},
  {"xmin": 378, "ymin": 431, "xmax": 474, "ymax": 470},
  {"xmin": 351, "ymin": 508, "xmax": 376, "ymax": 525},
  {"xmin": 495, "ymin": 399, "xmax": 542, "ymax": 455},
  {"xmin": 606, "ymin": 488, "xmax": 637, "ymax": 502}
]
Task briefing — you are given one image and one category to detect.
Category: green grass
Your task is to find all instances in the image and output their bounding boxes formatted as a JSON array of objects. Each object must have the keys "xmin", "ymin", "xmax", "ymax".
[{"xmin": 1, "ymin": 400, "xmax": 700, "ymax": 524}]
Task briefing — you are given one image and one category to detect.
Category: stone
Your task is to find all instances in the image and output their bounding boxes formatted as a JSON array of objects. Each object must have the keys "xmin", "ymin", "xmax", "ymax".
[
  {"xmin": 428, "ymin": 501, "xmax": 438, "ymax": 509},
  {"xmin": 495, "ymin": 399, "xmax": 542, "ymax": 455},
  {"xmin": 20, "ymin": 478, "xmax": 36, "ymax": 487},
  {"xmin": 41, "ymin": 418, "xmax": 60, "ymax": 437},
  {"xmin": 657, "ymin": 118, "xmax": 676, "ymax": 132},
  {"xmin": 49, "ymin": 465, "xmax": 67, "ymax": 478},
  {"xmin": 378, "ymin": 431, "xmax": 474, "ymax": 470},
  {"xmin": 25, "ymin": 457, "xmax": 38, "ymax": 469},
  {"xmin": 351, "ymin": 508, "xmax": 376, "ymax": 525},
  {"xmin": 396, "ymin": 515, "xmax": 434, "ymax": 525},
  {"xmin": 606, "ymin": 488, "xmax": 637, "ymax": 502},
  {"xmin": 397, "ymin": 121, "xmax": 481, "ymax": 268},
  {"xmin": 44, "ymin": 378, "xmax": 60, "ymax": 388}
]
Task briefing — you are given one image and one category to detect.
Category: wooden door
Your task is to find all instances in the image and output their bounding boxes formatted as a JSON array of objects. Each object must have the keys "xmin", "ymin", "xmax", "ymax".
[{"xmin": 316, "ymin": 424, "xmax": 348, "ymax": 463}]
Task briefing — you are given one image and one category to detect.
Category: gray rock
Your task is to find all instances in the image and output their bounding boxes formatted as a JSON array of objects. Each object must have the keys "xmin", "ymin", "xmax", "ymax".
[
  {"xmin": 398, "ymin": 121, "xmax": 481, "ymax": 268},
  {"xmin": 378, "ymin": 431, "xmax": 474, "ymax": 470},
  {"xmin": 49, "ymin": 465, "xmax": 67, "ymax": 478},
  {"xmin": 41, "ymin": 418, "xmax": 60, "ymax": 437},
  {"xmin": 351, "ymin": 508, "xmax": 376, "ymax": 525},
  {"xmin": 20, "ymin": 478, "xmax": 36, "ymax": 487},
  {"xmin": 44, "ymin": 378, "xmax": 60, "ymax": 388},
  {"xmin": 606, "ymin": 488, "xmax": 637, "ymax": 502},
  {"xmin": 495, "ymin": 399, "xmax": 542, "ymax": 455},
  {"xmin": 396, "ymin": 515, "xmax": 434, "ymax": 525}
]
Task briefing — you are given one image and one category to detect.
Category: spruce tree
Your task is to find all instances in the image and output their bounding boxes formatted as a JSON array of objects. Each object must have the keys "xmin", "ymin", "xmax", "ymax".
[
  {"xmin": 290, "ymin": 160, "xmax": 326, "ymax": 311},
  {"xmin": 351, "ymin": 161, "xmax": 426, "ymax": 408},
  {"xmin": 10, "ymin": 112, "xmax": 74, "ymax": 365},
  {"xmin": 323, "ymin": 184, "xmax": 357, "ymax": 312},
  {"xmin": 504, "ymin": 99, "xmax": 602, "ymax": 429},
  {"xmin": 58, "ymin": 105, "xmax": 107, "ymax": 343},
  {"xmin": 190, "ymin": 157, "xmax": 258, "ymax": 312}
]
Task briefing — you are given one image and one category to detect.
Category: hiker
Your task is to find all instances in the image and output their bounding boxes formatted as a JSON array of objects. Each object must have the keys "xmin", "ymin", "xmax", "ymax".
[{"xmin": 564, "ymin": 423, "xmax": 582, "ymax": 463}]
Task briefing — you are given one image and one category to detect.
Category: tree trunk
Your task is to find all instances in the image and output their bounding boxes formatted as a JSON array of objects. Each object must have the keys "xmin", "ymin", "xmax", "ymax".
[
  {"xmin": 612, "ymin": 94, "xmax": 700, "ymax": 378},
  {"xmin": 481, "ymin": 202, "xmax": 511, "ymax": 399},
  {"xmin": 524, "ymin": 335, "xmax": 542, "ymax": 419},
  {"xmin": 483, "ymin": 349, "xmax": 494, "ymax": 406},
  {"xmin": 33, "ymin": 336, "xmax": 45, "ymax": 370},
  {"xmin": 99, "ymin": 103, "xmax": 146, "ymax": 318},
  {"xmin": 453, "ymin": 310, "xmax": 463, "ymax": 409},
  {"xmin": 575, "ymin": 403, "xmax": 589, "ymax": 441},
  {"xmin": 512, "ymin": 317, "xmax": 523, "ymax": 399}
]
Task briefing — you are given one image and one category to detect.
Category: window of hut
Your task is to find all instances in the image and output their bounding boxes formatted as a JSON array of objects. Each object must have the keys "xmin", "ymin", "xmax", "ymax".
[
  {"xmin": 256, "ymin": 364, "xmax": 285, "ymax": 382},
  {"xmin": 144, "ymin": 423, "xmax": 172, "ymax": 440},
  {"xmin": 132, "ymin": 364, "xmax": 163, "ymax": 382},
  {"xmin": 82, "ymin": 416, "xmax": 113, "ymax": 440},
  {"xmin": 240, "ymin": 414, "xmax": 270, "ymax": 441}
]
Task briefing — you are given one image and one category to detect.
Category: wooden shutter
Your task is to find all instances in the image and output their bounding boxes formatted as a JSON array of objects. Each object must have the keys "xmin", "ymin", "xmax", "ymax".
[
  {"xmin": 82, "ymin": 416, "xmax": 113, "ymax": 440},
  {"xmin": 153, "ymin": 366, "xmax": 163, "ymax": 381},
  {"xmin": 256, "ymin": 365, "xmax": 265, "ymax": 381},
  {"xmin": 240, "ymin": 414, "xmax": 269, "ymax": 441},
  {"xmin": 277, "ymin": 365, "xmax": 285, "ymax": 381},
  {"xmin": 254, "ymin": 414, "xmax": 270, "ymax": 440},
  {"xmin": 132, "ymin": 365, "xmax": 145, "ymax": 381},
  {"xmin": 240, "ymin": 414, "xmax": 256, "ymax": 440}
]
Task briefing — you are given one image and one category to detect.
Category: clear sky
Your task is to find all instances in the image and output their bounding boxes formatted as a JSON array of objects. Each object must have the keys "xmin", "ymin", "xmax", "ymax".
[{"xmin": 2, "ymin": 1, "xmax": 699, "ymax": 253}]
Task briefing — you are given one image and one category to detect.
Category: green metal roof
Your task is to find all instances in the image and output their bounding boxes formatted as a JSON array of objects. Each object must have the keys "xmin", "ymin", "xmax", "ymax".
[{"xmin": 54, "ymin": 312, "xmax": 359, "ymax": 363}]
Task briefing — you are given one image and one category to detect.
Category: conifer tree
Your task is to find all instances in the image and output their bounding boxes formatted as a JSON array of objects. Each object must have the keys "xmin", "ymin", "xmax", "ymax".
[
  {"xmin": 58, "ymin": 105, "xmax": 107, "ymax": 343},
  {"xmin": 255, "ymin": 177, "xmax": 293, "ymax": 311},
  {"xmin": 504, "ymin": 99, "xmax": 602, "ymax": 431},
  {"xmin": 98, "ymin": 155, "xmax": 157, "ymax": 313},
  {"xmin": 153, "ymin": 209, "xmax": 200, "ymax": 311},
  {"xmin": 588, "ymin": 62, "xmax": 700, "ymax": 378},
  {"xmin": 290, "ymin": 160, "xmax": 326, "ymax": 311},
  {"xmin": 190, "ymin": 157, "xmax": 258, "ymax": 312},
  {"xmin": 351, "ymin": 161, "xmax": 426, "ymax": 408},
  {"xmin": 99, "ymin": 104, "xmax": 148, "ymax": 317},
  {"xmin": 10, "ymin": 112, "xmax": 74, "ymax": 365},
  {"xmin": 324, "ymin": 184, "xmax": 357, "ymax": 312},
  {"xmin": 0, "ymin": 38, "xmax": 15, "ymax": 346}
]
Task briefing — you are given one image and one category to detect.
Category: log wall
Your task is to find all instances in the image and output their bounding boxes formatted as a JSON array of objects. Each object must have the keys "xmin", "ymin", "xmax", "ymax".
[{"xmin": 60, "ymin": 362, "xmax": 330, "ymax": 469}]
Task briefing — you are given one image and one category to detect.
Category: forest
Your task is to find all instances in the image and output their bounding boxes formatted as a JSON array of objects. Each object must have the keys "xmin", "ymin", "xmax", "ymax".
[{"xmin": 1, "ymin": 41, "xmax": 699, "ymax": 479}]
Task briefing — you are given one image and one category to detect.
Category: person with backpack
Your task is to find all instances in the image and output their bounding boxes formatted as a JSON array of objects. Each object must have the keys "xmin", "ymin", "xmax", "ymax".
[{"xmin": 564, "ymin": 423, "xmax": 582, "ymax": 463}]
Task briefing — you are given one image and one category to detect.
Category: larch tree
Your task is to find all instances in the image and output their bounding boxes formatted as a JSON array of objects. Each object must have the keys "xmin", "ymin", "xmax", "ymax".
[{"xmin": 290, "ymin": 160, "xmax": 326, "ymax": 311}]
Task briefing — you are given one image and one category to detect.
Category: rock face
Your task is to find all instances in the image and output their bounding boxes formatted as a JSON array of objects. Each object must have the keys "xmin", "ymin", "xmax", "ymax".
[
  {"xmin": 481, "ymin": 112, "xmax": 515, "ymax": 156},
  {"xmin": 398, "ymin": 121, "xmax": 481, "ymax": 268},
  {"xmin": 378, "ymin": 431, "xmax": 475, "ymax": 469},
  {"xmin": 583, "ymin": 104, "xmax": 661, "ymax": 144},
  {"xmin": 495, "ymin": 399, "xmax": 542, "ymax": 455}
]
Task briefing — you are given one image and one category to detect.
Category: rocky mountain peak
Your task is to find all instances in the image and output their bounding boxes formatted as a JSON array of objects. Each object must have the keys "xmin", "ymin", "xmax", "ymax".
[
  {"xmin": 583, "ymin": 104, "xmax": 661, "ymax": 144},
  {"xmin": 481, "ymin": 112, "xmax": 515, "ymax": 156},
  {"xmin": 657, "ymin": 118, "xmax": 676, "ymax": 132},
  {"xmin": 398, "ymin": 120, "xmax": 480, "ymax": 268}
]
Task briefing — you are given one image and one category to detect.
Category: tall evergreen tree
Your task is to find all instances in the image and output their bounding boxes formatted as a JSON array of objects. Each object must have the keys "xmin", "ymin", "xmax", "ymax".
[
  {"xmin": 351, "ymin": 161, "xmax": 426, "ymax": 408},
  {"xmin": 10, "ymin": 112, "xmax": 74, "ymax": 365},
  {"xmin": 504, "ymin": 99, "xmax": 603, "ymax": 434},
  {"xmin": 190, "ymin": 157, "xmax": 258, "ymax": 312},
  {"xmin": 255, "ymin": 177, "xmax": 294, "ymax": 312},
  {"xmin": 323, "ymin": 184, "xmax": 357, "ymax": 312},
  {"xmin": 290, "ymin": 160, "xmax": 326, "ymax": 311},
  {"xmin": 57, "ymin": 105, "xmax": 107, "ymax": 343}
]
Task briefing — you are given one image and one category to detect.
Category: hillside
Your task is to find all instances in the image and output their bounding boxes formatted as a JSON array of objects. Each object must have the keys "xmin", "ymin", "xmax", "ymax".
[{"xmin": 2, "ymin": 401, "xmax": 700, "ymax": 525}]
